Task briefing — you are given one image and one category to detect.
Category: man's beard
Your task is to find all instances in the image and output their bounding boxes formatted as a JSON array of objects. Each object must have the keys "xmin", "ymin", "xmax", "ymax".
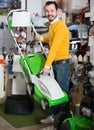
[{"xmin": 47, "ymin": 15, "xmax": 57, "ymax": 22}]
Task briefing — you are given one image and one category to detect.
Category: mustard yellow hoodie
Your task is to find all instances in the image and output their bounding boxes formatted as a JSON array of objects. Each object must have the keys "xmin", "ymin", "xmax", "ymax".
[{"xmin": 42, "ymin": 19, "xmax": 71, "ymax": 67}]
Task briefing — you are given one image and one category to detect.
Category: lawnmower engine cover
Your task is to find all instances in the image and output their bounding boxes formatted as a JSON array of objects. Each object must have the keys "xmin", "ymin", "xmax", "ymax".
[{"xmin": 80, "ymin": 89, "xmax": 94, "ymax": 119}]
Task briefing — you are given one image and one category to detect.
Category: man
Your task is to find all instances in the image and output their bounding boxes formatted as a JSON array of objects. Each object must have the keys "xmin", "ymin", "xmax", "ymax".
[{"xmin": 36, "ymin": 1, "xmax": 71, "ymax": 124}]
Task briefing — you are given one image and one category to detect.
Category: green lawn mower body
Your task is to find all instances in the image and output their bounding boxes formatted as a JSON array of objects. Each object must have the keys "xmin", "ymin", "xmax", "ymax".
[
  {"xmin": 60, "ymin": 116, "xmax": 94, "ymax": 130},
  {"xmin": 19, "ymin": 53, "xmax": 69, "ymax": 110}
]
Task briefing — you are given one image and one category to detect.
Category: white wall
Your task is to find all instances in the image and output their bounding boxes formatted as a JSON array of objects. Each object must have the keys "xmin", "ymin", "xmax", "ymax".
[
  {"xmin": 62, "ymin": 0, "xmax": 88, "ymax": 13},
  {"xmin": 27, "ymin": 0, "xmax": 43, "ymax": 16}
]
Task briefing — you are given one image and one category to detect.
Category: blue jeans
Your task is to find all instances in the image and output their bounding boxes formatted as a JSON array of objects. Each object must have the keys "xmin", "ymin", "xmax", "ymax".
[
  {"xmin": 52, "ymin": 61, "xmax": 71, "ymax": 116},
  {"xmin": 52, "ymin": 61, "xmax": 71, "ymax": 92}
]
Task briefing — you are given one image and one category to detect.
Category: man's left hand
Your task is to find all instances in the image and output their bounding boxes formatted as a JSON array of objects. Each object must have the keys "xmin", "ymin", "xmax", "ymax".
[{"xmin": 40, "ymin": 67, "xmax": 50, "ymax": 75}]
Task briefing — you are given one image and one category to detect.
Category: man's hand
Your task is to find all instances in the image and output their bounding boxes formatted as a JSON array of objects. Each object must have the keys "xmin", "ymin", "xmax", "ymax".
[
  {"xmin": 40, "ymin": 67, "xmax": 50, "ymax": 75},
  {"xmin": 35, "ymin": 33, "xmax": 41, "ymax": 41}
]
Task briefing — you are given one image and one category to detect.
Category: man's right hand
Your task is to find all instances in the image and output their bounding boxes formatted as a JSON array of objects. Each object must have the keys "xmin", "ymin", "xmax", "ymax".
[{"xmin": 35, "ymin": 33, "xmax": 41, "ymax": 41}]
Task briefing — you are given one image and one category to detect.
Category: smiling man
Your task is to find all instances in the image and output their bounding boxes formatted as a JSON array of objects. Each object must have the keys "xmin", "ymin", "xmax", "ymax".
[{"xmin": 36, "ymin": 1, "xmax": 71, "ymax": 124}]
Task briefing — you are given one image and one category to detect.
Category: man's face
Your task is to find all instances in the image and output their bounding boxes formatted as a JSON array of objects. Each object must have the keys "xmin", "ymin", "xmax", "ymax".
[{"xmin": 45, "ymin": 4, "xmax": 58, "ymax": 22}]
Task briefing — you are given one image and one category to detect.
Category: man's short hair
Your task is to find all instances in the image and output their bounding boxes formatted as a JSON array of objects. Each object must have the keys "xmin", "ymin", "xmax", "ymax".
[{"xmin": 45, "ymin": 1, "xmax": 58, "ymax": 10}]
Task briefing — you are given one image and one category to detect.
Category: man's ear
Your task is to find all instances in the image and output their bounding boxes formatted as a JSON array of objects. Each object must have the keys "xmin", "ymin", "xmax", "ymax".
[{"xmin": 57, "ymin": 9, "xmax": 59, "ymax": 16}]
